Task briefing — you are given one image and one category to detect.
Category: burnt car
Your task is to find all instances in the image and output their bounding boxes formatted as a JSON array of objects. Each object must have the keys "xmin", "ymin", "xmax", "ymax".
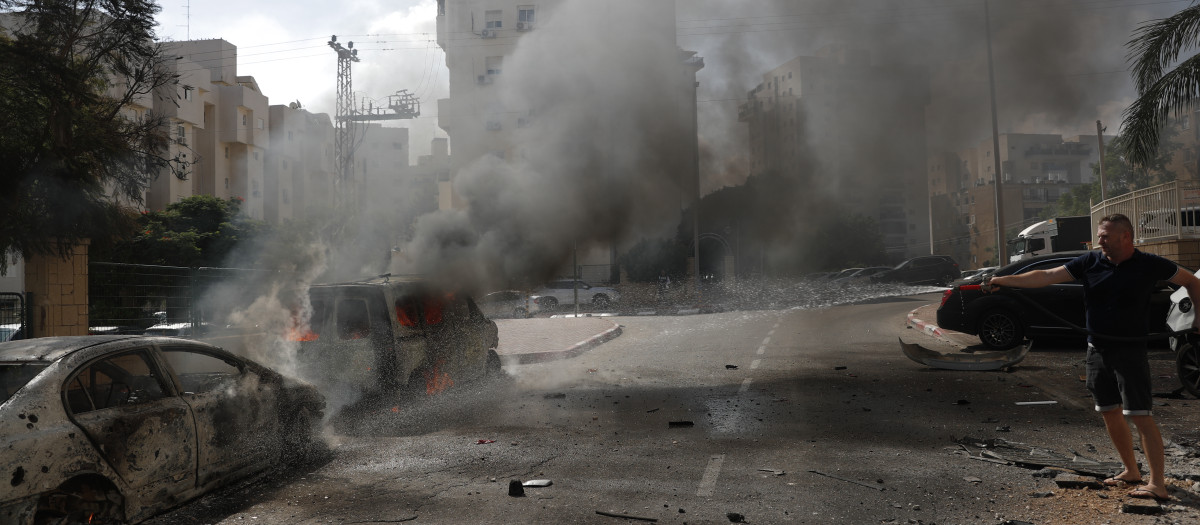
[
  {"xmin": 293, "ymin": 276, "xmax": 501, "ymax": 399},
  {"xmin": 872, "ymin": 255, "xmax": 960, "ymax": 286},
  {"xmin": 0, "ymin": 336, "xmax": 324, "ymax": 524},
  {"xmin": 935, "ymin": 251, "xmax": 1175, "ymax": 349}
]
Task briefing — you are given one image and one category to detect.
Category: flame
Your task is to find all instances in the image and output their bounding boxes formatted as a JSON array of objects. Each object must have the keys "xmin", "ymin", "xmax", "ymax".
[
  {"xmin": 286, "ymin": 315, "xmax": 319, "ymax": 341},
  {"xmin": 424, "ymin": 359, "xmax": 455, "ymax": 395}
]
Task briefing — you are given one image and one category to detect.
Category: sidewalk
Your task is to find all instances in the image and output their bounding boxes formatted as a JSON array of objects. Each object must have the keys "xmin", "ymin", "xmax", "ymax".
[
  {"xmin": 905, "ymin": 302, "xmax": 980, "ymax": 348},
  {"xmin": 493, "ymin": 317, "xmax": 622, "ymax": 365}
]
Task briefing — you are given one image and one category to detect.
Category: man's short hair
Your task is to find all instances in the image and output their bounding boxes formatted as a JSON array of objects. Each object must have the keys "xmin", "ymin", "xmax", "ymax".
[{"xmin": 1099, "ymin": 213, "xmax": 1134, "ymax": 235}]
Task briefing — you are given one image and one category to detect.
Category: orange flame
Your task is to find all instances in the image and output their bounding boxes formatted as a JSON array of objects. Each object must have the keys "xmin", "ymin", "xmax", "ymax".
[
  {"xmin": 424, "ymin": 359, "xmax": 455, "ymax": 395},
  {"xmin": 287, "ymin": 328, "xmax": 318, "ymax": 342}
]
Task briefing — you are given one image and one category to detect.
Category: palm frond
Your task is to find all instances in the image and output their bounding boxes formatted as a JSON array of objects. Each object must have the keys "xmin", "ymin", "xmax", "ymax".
[
  {"xmin": 1127, "ymin": 3, "xmax": 1200, "ymax": 93},
  {"xmin": 1120, "ymin": 53, "xmax": 1200, "ymax": 165}
]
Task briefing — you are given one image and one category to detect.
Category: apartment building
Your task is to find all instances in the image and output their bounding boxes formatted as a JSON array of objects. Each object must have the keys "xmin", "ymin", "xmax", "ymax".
[
  {"xmin": 265, "ymin": 103, "xmax": 336, "ymax": 223},
  {"xmin": 738, "ymin": 47, "xmax": 931, "ymax": 262},
  {"xmin": 434, "ymin": 0, "xmax": 703, "ymax": 281}
]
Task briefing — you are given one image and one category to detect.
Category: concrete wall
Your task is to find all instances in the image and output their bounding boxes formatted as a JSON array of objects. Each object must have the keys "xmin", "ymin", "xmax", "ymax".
[{"xmin": 1139, "ymin": 239, "xmax": 1200, "ymax": 271}]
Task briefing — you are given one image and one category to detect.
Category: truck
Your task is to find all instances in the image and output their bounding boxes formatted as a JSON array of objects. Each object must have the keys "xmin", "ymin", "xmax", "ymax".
[{"xmin": 1007, "ymin": 216, "xmax": 1092, "ymax": 264}]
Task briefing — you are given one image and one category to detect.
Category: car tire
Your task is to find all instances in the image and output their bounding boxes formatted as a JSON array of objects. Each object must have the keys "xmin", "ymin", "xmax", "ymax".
[
  {"xmin": 592, "ymin": 294, "xmax": 611, "ymax": 309},
  {"xmin": 513, "ymin": 307, "xmax": 527, "ymax": 318},
  {"xmin": 541, "ymin": 297, "xmax": 558, "ymax": 311},
  {"xmin": 1176, "ymin": 338, "xmax": 1200, "ymax": 398},
  {"xmin": 35, "ymin": 478, "xmax": 124, "ymax": 525},
  {"xmin": 978, "ymin": 309, "xmax": 1024, "ymax": 350},
  {"xmin": 938, "ymin": 273, "xmax": 956, "ymax": 286},
  {"xmin": 486, "ymin": 349, "xmax": 503, "ymax": 376},
  {"xmin": 282, "ymin": 407, "xmax": 318, "ymax": 463}
]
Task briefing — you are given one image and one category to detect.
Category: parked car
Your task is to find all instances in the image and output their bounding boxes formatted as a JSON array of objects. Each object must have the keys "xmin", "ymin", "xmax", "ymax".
[
  {"xmin": 1166, "ymin": 273, "xmax": 1200, "ymax": 397},
  {"xmin": 293, "ymin": 276, "xmax": 501, "ymax": 399},
  {"xmin": 832, "ymin": 266, "xmax": 892, "ymax": 285},
  {"xmin": 0, "ymin": 323, "xmax": 22, "ymax": 341},
  {"xmin": 950, "ymin": 266, "xmax": 1000, "ymax": 287},
  {"xmin": 142, "ymin": 322, "xmax": 209, "ymax": 337},
  {"xmin": 936, "ymin": 251, "xmax": 1174, "ymax": 349},
  {"xmin": 0, "ymin": 335, "xmax": 325, "ymax": 524},
  {"xmin": 478, "ymin": 290, "xmax": 542, "ymax": 319},
  {"xmin": 533, "ymin": 279, "xmax": 620, "ymax": 309},
  {"xmin": 871, "ymin": 255, "xmax": 960, "ymax": 286}
]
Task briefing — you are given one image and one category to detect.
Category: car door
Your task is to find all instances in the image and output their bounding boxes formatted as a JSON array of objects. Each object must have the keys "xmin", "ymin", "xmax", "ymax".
[
  {"xmin": 159, "ymin": 346, "xmax": 281, "ymax": 487},
  {"xmin": 64, "ymin": 348, "xmax": 197, "ymax": 506},
  {"xmin": 1015, "ymin": 258, "xmax": 1085, "ymax": 332}
]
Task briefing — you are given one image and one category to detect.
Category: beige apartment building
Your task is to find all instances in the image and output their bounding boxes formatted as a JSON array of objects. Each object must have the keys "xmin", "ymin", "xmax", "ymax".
[
  {"xmin": 434, "ymin": 0, "xmax": 703, "ymax": 282},
  {"xmin": 738, "ymin": 47, "xmax": 931, "ymax": 262},
  {"xmin": 265, "ymin": 103, "xmax": 336, "ymax": 223}
]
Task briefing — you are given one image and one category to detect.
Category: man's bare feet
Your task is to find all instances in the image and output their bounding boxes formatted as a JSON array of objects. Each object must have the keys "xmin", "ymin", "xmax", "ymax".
[
  {"xmin": 1129, "ymin": 485, "xmax": 1170, "ymax": 502},
  {"xmin": 1102, "ymin": 471, "xmax": 1143, "ymax": 486}
]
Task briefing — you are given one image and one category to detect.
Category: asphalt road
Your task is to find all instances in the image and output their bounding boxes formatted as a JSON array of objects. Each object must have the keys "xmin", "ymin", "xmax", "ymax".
[{"xmin": 146, "ymin": 292, "xmax": 1200, "ymax": 524}]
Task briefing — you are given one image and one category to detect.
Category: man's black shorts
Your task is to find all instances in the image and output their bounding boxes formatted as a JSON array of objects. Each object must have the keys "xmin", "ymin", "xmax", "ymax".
[{"xmin": 1085, "ymin": 344, "xmax": 1152, "ymax": 416}]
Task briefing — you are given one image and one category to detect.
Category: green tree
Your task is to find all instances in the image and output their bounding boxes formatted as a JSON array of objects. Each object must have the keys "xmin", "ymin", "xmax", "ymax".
[
  {"xmin": 1121, "ymin": 3, "xmax": 1200, "ymax": 165},
  {"xmin": 94, "ymin": 196, "xmax": 266, "ymax": 267},
  {"xmin": 0, "ymin": 0, "xmax": 185, "ymax": 271}
]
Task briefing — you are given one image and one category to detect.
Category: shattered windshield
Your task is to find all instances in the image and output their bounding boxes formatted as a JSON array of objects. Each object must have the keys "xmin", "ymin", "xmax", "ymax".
[{"xmin": 1, "ymin": 363, "xmax": 49, "ymax": 404}]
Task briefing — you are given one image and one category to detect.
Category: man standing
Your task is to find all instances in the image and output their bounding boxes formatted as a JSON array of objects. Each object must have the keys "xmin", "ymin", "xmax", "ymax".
[{"xmin": 987, "ymin": 214, "xmax": 1200, "ymax": 501}]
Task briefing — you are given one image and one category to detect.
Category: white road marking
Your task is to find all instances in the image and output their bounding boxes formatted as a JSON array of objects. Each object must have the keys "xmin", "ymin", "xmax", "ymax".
[
  {"xmin": 738, "ymin": 378, "xmax": 752, "ymax": 393},
  {"xmin": 761, "ymin": 336, "xmax": 771, "ymax": 346},
  {"xmin": 767, "ymin": 329, "xmax": 775, "ymax": 337},
  {"xmin": 696, "ymin": 454, "xmax": 726, "ymax": 497},
  {"xmin": 756, "ymin": 346, "xmax": 765, "ymax": 355},
  {"xmin": 750, "ymin": 359, "xmax": 761, "ymax": 369}
]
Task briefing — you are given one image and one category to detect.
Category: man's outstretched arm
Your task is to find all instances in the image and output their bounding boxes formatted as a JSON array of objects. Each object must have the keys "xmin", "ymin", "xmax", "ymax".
[{"xmin": 988, "ymin": 265, "xmax": 1074, "ymax": 291}]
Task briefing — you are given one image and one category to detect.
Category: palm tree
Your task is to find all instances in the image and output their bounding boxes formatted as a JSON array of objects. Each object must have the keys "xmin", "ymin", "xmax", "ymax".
[{"xmin": 1121, "ymin": 3, "xmax": 1200, "ymax": 166}]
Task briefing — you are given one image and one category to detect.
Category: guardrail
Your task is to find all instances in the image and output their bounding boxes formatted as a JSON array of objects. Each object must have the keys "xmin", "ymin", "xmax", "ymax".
[{"xmin": 1091, "ymin": 180, "xmax": 1200, "ymax": 243}]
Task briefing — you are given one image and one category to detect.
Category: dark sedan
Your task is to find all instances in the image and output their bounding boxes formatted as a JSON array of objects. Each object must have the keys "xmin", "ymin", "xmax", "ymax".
[
  {"xmin": 935, "ymin": 251, "xmax": 1175, "ymax": 349},
  {"xmin": 0, "ymin": 336, "xmax": 325, "ymax": 524}
]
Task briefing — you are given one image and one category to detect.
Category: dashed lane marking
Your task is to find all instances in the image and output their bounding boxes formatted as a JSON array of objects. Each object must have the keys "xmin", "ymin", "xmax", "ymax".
[
  {"xmin": 750, "ymin": 359, "xmax": 761, "ymax": 370},
  {"xmin": 738, "ymin": 378, "xmax": 752, "ymax": 393},
  {"xmin": 697, "ymin": 454, "xmax": 726, "ymax": 497}
]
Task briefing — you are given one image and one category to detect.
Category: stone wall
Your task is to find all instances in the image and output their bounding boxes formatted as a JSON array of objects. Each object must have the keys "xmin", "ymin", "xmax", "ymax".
[
  {"xmin": 23, "ymin": 242, "xmax": 89, "ymax": 337},
  {"xmin": 1138, "ymin": 239, "xmax": 1200, "ymax": 271}
]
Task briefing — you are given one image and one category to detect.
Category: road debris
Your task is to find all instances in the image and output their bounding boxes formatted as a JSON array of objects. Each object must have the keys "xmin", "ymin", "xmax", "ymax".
[
  {"xmin": 1015, "ymin": 401, "xmax": 1058, "ymax": 406},
  {"xmin": 964, "ymin": 476, "xmax": 982, "ymax": 484},
  {"xmin": 544, "ymin": 393, "xmax": 566, "ymax": 399},
  {"xmin": 523, "ymin": 479, "xmax": 553, "ymax": 487},
  {"xmin": 726, "ymin": 512, "xmax": 747, "ymax": 523},
  {"xmin": 668, "ymin": 421, "xmax": 694, "ymax": 428},
  {"xmin": 508, "ymin": 480, "xmax": 525, "ymax": 497},
  {"xmin": 1121, "ymin": 498, "xmax": 1163, "ymax": 515},
  {"xmin": 900, "ymin": 337, "xmax": 1030, "ymax": 370},
  {"xmin": 807, "ymin": 469, "xmax": 885, "ymax": 491},
  {"xmin": 1053, "ymin": 474, "xmax": 1103, "ymax": 490},
  {"xmin": 758, "ymin": 468, "xmax": 786, "ymax": 476},
  {"xmin": 595, "ymin": 510, "xmax": 657, "ymax": 522},
  {"xmin": 725, "ymin": 364, "xmax": 739, "ymax": 369},
  {"xmin": 955, "ymin": 436, "xmax": 1122, "ymax": 478},
  {"xmin": 476, "ymin": 439, "xmax": 496, "ymax": 444}
]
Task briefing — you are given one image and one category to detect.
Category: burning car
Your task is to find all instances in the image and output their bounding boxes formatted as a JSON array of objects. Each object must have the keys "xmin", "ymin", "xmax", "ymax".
[
  {"xmin": 293, "ymin": 275, "xmax": 501, "ymax": 400},
  {"xmin": 0, "ymin": 335, "xmax": 324, "ymax": 524}
]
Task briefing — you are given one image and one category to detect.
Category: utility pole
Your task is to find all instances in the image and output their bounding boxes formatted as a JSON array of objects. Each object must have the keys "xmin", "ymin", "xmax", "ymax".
[
  {"xmin": 1097, "ymin": 120, "xmax": 1107, "ymax": 201},
  {"xmin": 984, "ymin": 0, "xmax": 1006, "ymax": 265},
  {"xmin": 328, "ymin": 35, "xmax": 359, "ymax": 203}
]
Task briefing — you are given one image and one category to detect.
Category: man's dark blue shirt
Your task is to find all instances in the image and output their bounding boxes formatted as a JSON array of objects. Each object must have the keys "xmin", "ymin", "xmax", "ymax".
[{"xmin": 1064, "ymin": 250, "xmax": 1179, "ymax": 344}]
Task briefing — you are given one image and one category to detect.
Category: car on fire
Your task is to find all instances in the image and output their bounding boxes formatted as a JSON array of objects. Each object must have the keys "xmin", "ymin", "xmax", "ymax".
[
  {"xmin": 935, "ymin": 251, "xmax": 1175, "ymax": 350},
  {"xmin": 294, "ymin": 276, "xmax": 502, "ymax": 400},
  {"xmin": 0, "ymin": 335, "xmax": 325, "ymax": 524}
]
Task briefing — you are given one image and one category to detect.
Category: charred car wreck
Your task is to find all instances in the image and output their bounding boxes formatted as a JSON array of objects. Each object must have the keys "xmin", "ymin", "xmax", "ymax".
[{"xmin": 0, "ymin": 336, "xmax": 324, "ymax": 524}]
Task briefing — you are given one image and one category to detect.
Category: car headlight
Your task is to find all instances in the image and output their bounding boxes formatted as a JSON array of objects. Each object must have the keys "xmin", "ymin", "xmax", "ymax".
[{"xmin": 1181, "ymin": 297, "xmax": 1193, "ymax": 314}]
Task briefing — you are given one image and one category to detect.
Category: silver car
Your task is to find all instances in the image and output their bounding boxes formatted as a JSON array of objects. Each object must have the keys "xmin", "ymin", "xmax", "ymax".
[
  {"xmin": 0, "ymin": 336, "xmax": 324, "ymax": 524},
  {"xmin": 477, "ymin": 290, "xmax": 542, "ymax": 318}
]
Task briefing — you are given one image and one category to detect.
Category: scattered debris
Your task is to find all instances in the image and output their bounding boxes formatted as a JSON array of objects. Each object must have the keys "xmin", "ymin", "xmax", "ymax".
[
  {"xmin": 807, "ymin": 469, "xmax": 885, "ymax": 491},
  {"xmin": 1053, "ymin": 474, "xmax": 1103, "ymax": 490},
  {"xmin": 1121, "ymin": 499, "xmax": 1163, "ymax": 515},
  {"xmin": 955, "ymin": 436, "xmax": 1122, "ymax": 478},
  {"xmin": 1015, "ymin": 401, "xmax": 1058, "ymax": 406},
  {"xmin": 523, "ymin": 479, "xmax": 553, "ymax": 487},
  {"xmin": 833, "ymin": 366, "xmax": 847, "ymax": 370},
  {"xmin": 954, "ymin": 399, "xmax": 971, "ymax": 405},
  {"xmin": 646, "ymin": 408, "xmax": 660, "ymax": 413},
  {"xmin": 508, "ymin": 480, "xmax": 525, "ymax": 497},
  {"xmin": 595, "ymin": 510, "xmax": 657, "ymax": 522},
  {"xmin": 544, "ymin": 393, "xmax": 566, "ymax": 399},
  {"xmin": 476, "ymin": 439, "xmax": 496, "ymax": 444},
  {"xmin": 758, "ymin": 468, "xmax": 785, "ymax": 476},
  {"xmin": 726, "ymin": 512, "xmax": 746, "ymax": 523},
  {"xmin": 668, "ymin": 421, "xmax": 694, "ymax": 428},
  {"xmin": 1030, "ymin": 468, "xmax": 1059, "ymax": 479},
  {"xmin": 1030, "ymin": 491, "xmax": 1054, "ymax": 498},
  {"xmin": 900, "ymin": 337, "xmax": 1030, "ymax": 370},
  {"xmin": 964, "ymin": 476, "xmax": 982, "ymax": 483},
  {"xmin": 996, "ymin": 425, "xmax": 1011, "ymax": 432},
  {"xmin": 725, "ymin": 365, "xmax": 739, "ymax": 370}
]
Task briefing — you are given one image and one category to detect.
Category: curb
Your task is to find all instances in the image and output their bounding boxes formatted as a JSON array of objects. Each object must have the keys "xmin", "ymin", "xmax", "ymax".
[
  {"xmin": 907, "ymin": 305, "xmax": 946, "ymax": 338},
  {"xmin": 502, "ymin": 320, "xmax": 624, "ymax": 365}
]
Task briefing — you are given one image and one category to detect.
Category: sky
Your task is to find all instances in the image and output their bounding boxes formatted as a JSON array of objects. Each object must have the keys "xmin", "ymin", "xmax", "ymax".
[{"xmin": 153, "ymin": 0, "xmax": 1190, "ymax": 194}]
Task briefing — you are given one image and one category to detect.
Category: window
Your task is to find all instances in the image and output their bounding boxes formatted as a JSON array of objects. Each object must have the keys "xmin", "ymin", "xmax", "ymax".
[
  {"xmin": 486, "ymin": 10, "xmax": 502, "ymax": 29},
  {"xmin": 337, "ymin": 299, "xmax": 371, "ymax": 340},
  {"xmin": 257, "ymin": 118, "xmax": 264, "ymax": 130},
  {"xmin": 282, "ymin": 189, "xmax": 289, "ymax": 204},
  {"xmin": 65, "ymin": 351, "xmax": 168, "ymax": 414},
  {"xmin": 224, "ymin": 178, "xmax": 229, "ymax": 189},
  {"xmin": 518, "ymin": 5, "xmax": 535, "ymax": 27},
  {"xmin": 161, "ymin": 349, "xmax": 243, "ymax": 394},
  {"xmin": 183, "ymin": 86, "xmax": 193, "ymax": 101},
  {"xmin": 176, "ymin": 124, "xmax": 186, "ymax": 144},
  {"xmin": 242, "ymin": 113, "xmax": 248, "ymax": 126},
  {"xmin": 253, "ymin": 151, "xmax": 259, "ymax": 160},
  {"xmin": 252, "ymin": 179, "xmax": 260, "ymax": 198},
  {"xmin": 486, "ymin": 56, "xmax": 502, "ymax": 75},
  {"xmin": 224, "ymin": 147, "xmax": 229, "ymax": 159}
]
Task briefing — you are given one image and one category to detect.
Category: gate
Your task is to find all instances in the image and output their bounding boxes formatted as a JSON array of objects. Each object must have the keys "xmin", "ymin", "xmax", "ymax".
[{"xmin": 0, "ymin": 292, "xmax": 28, "ymax": 340}]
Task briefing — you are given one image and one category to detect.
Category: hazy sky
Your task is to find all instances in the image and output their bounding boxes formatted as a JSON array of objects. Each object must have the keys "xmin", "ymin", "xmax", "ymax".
[{"xmin": 153, "ymin": 0, "xmax": 1188, "ymax": 192}]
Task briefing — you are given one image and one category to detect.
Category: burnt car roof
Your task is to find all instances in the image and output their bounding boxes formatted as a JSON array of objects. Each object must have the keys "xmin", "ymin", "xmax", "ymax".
[
  {"xmin": 0, "ymin": 335, "xmax": 143, "ymax": 362},
  {"xmin": 310, "ymin": 274, "xmax": 426, "ymax": 288}
]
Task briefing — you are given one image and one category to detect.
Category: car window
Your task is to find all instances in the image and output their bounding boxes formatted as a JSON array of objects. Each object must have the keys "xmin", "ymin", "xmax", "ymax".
[
  {"xmin": 337, "ymin": 299, "xmax": 371, "ymax": 340},
  {"xmin": 1, "ymin": 363, "xmax": 48, "ymax": 404},
  {"xmin": 423, "ymin": 294, "xmax": 445, "ymax": 325},
  {"xmin": 1018, "ymin": 260, "xmax": 1072, "ymax": 274},
  {"xmin": 396, "ymin": 296, "xmax": 421, "ymax": 328},
  {"xmin": 65, "ymin": 351, "xmax": 168, "ymax": 414},
  {"xmin": 161, "ymin": 348, "xmax": 243, "ymax": 394}
]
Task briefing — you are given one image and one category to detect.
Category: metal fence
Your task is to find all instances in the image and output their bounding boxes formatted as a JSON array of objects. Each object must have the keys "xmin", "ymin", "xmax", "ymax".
[
  {"xmin": 88, "ymin": 262, "xmax": 289, "ymax": 333},
  {"xmin": 1092, "ymin": 180, "xmax": 1200, "ymax": 243},
  {"xmin": 0, "ymin": 292, "xmax": 27, "ymax": 340}
]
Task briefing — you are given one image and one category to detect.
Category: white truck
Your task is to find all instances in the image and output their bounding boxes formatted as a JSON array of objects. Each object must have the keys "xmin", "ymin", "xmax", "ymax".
[{"xmin": 1008, "ymin": 216, "xmax": 1092, "ymax": 264}]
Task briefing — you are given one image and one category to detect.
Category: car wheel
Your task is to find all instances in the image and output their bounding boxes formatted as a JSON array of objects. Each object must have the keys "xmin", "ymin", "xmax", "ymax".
[
  {"xmin": 978, "ymin": 309, "xmax": 1023, "ymax": 350},
  {"xmin": 35, "ymin": 477, "xmax": 124, "ymax": 525},
  {"xmin": 593, "ymin": 294, "xmax": 611, "ymax": 309},
  {"xmin": 282, "ymin": 407, "xmax": 318, "ymax": 463},
  {"xmin": 938, "ymin": 273, "xmax": 956, "ymax": 286},
  {"xmin": 1176, "ymin": 337, "xmax": 1200, "ymax": 398},
  {"xmin": 540, "ymin": 297, "xmax": 559, "ymax": 311},
  {"xmin": 486, "ymin": 349, "xmax": 503, "ymax": 375},
  {"xmin": 513, "ymin": 307, "xmax": 527, "ymax": 318}
]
